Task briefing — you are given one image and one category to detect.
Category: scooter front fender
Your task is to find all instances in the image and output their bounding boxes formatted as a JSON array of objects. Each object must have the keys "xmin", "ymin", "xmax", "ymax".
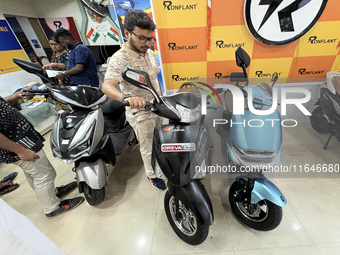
[
  {"xmin": 168, "ymin": 180, "xmax": 214, "ymax": 226},
  {"xmin": 251, "ymin": 178, "xmax": 287, "ymax": 207},
  {"xmin": 76, "ymin": 159, "xmax": 108, "ymax": 190}
]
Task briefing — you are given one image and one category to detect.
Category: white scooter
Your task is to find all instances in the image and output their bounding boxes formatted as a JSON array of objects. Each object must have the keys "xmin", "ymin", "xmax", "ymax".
[{"xmin": 13, "ymin": 58, "xmax": 135, "ymax": 205}]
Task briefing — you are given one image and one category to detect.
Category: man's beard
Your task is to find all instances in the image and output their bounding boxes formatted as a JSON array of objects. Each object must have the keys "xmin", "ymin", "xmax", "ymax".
[
  {"xmin": 130, "ymin": 37, "xmax": 149, "ymax": 54},
  {"xmin": 67, "ymin": 43, "xmax": 74, "ymax": 50}
]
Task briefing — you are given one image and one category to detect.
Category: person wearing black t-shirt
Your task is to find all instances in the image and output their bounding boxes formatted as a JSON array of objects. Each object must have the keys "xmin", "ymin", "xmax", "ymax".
[{"xmin": 0, "ymin": 92, "xmax": 84, "ymax": 217}]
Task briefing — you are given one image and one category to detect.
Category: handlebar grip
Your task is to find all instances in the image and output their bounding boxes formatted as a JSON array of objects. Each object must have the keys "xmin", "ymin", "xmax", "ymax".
[
  {"xmin": 122, "ymin": 101, "xmax": 150, "ymax": 108},
  {"xmin": 23, "ymin": 89, "xmax": 36, "ymax": 92},
  {"xmin": 22, "ymin": 88, "xmax": 49, "ymax": 96}
]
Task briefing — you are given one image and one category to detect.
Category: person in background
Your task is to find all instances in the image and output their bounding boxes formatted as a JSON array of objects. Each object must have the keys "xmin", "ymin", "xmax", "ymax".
[
  {"xmin": 54, "ymin": 28, "xmax": 99, "ymax": 87},
  {"xmin": 42, "ymin": 35, "xmax": 71, "ymax": 86},
  {"xmin": 101, "ymin": 10, "xmax": 165, "ymax": 190},
  {"xmin": 0, "ymin": 91, "xmax": 84, "ymax": 217}
]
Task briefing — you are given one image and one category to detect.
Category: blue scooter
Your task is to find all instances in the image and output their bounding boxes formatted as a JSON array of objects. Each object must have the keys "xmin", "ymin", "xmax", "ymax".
[{"xmin": 216, "ymin": 47, "xmax": 287, "ymax": 231}]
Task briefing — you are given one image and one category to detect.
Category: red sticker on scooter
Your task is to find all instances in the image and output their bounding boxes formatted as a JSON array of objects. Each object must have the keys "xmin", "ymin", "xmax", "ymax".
[{"xmin": 161, "ymin": 143, "xmax": 196, "ymax": 152}]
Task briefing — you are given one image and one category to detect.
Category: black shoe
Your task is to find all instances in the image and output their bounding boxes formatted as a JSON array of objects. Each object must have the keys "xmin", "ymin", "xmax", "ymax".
[
  {"xmin": 56, "ymin": 181, "xmax": 77, "ymax": 198},
  {"xmin": 1, "ymin": 172, "xmax": 18, "ymax": 183},
  {"xmin": 45, "ymin": 197, "xmax": 84, "ymax": 218}
]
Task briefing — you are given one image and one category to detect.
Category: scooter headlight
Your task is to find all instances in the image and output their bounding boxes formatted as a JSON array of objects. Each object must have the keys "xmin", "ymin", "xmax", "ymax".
[
  {"xmin": 69, "ymin": 140, "xmax": 91, "ymax": 157},
  {"xmin": 68, "ymin": 121, "xmax": 96, "ymax": 159},
  {"xmin": 231, "ymin": 142, "xmax": 280, "ymax": 166},
  {"xmin": 176, "ymin": 104, "xmax": 201, "ymax": 123}
]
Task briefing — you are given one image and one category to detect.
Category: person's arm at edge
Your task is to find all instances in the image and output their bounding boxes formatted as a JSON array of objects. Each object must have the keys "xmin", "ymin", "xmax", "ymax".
[
  {"xmin": 3, "ymin": 91, "xmax": 21, "ymax": 105},
  {"xmin": 0, "ymin": 133, "xmax": 40, "ymax": 162}
]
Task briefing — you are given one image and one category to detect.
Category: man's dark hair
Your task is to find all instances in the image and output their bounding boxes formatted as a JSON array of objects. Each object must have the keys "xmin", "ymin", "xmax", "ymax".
[
  {"xmin": 124, "ymin": 10, "xmax": 156, "ymax": 31},
  {"xmin": 53, "ymin": 28, "xmax": 74, "ymax": 40}
]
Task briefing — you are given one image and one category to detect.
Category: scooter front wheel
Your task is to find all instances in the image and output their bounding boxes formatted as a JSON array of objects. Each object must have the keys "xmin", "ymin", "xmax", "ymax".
[
  {"xmin": 83, "ymin": 182, "xmax": 105, "ymax": 206},
  {"xmin": 164, "ymin": 191, "xmax": 209, "ymax": 245},
  {"xmin": 229, "ymin": 181, "xmax": 282, "ymax": 231},
  {"xmin": 310, "ymin": 106, "xmax": 329, "ymax": 134}
]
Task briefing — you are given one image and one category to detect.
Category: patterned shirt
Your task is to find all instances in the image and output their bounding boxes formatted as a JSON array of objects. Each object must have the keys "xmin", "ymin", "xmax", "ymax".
[
  {"xmin": 50, "ymin": 51, "xmax": 72, "ymax": 86},
  {"xmin": 0, "ymin": 97, "xmax": 44, "ymax": 163},
  {"xmin": 104, "ymin": 45, "xmax": 161, "ymax": 123},
  {"xmin": 67, "ymin": 43, "xmax": 99, "ymax": 87},
  {"xmin": 50, "ymin": 51, "xmax": 69, "ymax": 71}
]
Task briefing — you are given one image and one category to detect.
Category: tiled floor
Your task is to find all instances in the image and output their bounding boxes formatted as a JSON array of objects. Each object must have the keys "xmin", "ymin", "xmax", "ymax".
[{"xmin": 1, "ymin": 122, "xmax": 340, "ymax": 255}]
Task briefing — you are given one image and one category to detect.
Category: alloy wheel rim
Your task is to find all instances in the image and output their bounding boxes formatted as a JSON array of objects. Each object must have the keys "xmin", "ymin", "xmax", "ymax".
[
  {"xmin": 169, "ymin": 196, "xmax": 197, "ymax": 236},
  {"xmin": 234, "ymin": 189, "xmax": 269, "ymax": 223}
]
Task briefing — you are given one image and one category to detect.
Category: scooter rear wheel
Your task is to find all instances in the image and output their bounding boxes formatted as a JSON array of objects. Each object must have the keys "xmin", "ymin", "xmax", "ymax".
[
  {"xmin": 310, "ymin": 106, "xmax": 330, "ymax": 134},
  {"xmin": 229, "ymin": 181, "xmax": 282, "ymax": 231},
  {"xmin": 83, "ymin": 182, "xmax": 105, "ymax": 206},
  {"xmin": 164, "ymin": 191, "xmax": 209, "ymax": 245}
]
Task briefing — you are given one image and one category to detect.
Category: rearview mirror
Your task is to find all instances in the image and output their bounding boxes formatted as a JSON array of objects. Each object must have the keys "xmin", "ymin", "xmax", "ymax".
[
  {"xmin": 12, "ymin": 58, "xmax": 55, "ymax": 84},
  {"xmin": 121, "ymin": 67, "xmax": 160, "ymax": 102},
  {"xmin": 13, "ymin": 58, "xmax": 43, "ymax": 74},
  {"xmin": 235, "ymin": 47, "xmax": 250, "ymax": 68}
]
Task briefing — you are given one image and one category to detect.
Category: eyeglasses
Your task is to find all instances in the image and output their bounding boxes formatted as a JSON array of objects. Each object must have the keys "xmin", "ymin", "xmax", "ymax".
[
  {"xmin": 49, "ymin": 43, "xmax": 61, "ymax": 47},
  {"xmin": 130, "ymin": 31, "xmax": 156, "ymax": 44}
]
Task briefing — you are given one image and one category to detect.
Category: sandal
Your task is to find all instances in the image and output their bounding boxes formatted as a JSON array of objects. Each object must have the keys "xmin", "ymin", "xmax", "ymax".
[
  {"xmin": 0, "ymin": 172, "xmax": 18, "ymax": 183},
  {"xmin": 0, "ymin": 183, "xmax": 20, "ymax": 195}
]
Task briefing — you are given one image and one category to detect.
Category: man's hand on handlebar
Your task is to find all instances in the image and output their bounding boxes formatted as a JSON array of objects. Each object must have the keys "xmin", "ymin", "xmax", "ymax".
[
  {"xmin": 16, "ymin": 90, "xmax": 34, "ymax": 100},
  {"xmin": 124, "ymin": 97, "xmax": 146, "ymax": 110}
]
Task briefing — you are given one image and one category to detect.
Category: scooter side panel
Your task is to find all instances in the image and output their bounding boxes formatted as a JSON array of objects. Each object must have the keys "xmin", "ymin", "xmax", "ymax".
[
  {"xmin": 76, "ymin": 159, "xmax": 108, "ymax": 189},
  {"xmin": 168, "ymin": 180, "xmax": 214, "ymax": 226},
  {"xmin": 152, "ymin": 124, "xmax": 209, "ymax": 186},
  {"xmin": 251, "ymin": 178, "xmax": 287, "ymax": 206}
]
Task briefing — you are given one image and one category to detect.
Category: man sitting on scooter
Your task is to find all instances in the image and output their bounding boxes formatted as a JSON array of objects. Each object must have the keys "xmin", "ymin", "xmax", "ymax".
[{"xmin": 102, "ymin": 10, "xmax": 165, "ymax": 190}]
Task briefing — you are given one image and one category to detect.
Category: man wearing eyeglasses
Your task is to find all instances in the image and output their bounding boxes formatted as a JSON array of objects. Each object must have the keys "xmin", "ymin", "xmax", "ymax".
[{"xmin": 102, "ymin": 10, "xmax": 165, "ymax": 191}]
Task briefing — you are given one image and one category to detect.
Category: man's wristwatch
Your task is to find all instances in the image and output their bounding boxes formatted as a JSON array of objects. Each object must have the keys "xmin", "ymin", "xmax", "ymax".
[{"xmin": 121, "ymin": 95, "xmax": 129, "ymax": 102}]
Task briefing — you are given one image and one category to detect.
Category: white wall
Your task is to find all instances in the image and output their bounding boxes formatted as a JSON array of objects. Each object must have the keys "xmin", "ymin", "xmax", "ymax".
[
  {"xmin": 0, "ymin": 0, "xmax": 41, "ymax": 96},
  {"xmin": 0, "ymin": 0, "xmax": 83, "ymax": 96},
  {"xmin": 0, "ymin": 0, "xmax": 39, "ymax": 17},
  {"xmin": 32, "ymin": 0, "xmax": 83, "ymax": 31}
]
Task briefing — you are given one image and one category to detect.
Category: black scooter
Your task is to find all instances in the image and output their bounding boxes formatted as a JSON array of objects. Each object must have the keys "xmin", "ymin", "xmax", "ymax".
[
  {"xmin": 121, "ymin": 67, "xmax": 213, "ymax": 245},
  {"xmin": 310, "ymin": 71, "xmax": 340, "ymax": 149}
]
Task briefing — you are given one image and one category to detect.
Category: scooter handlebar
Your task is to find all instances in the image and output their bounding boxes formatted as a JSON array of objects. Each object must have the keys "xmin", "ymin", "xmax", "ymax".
[
  {"xmin": 122, "ymin": 101, "xmax": 153, "ymax": 115},
  {"xmin": 22, "ymin": 88, "xmax": 50, "ymax": 96},
  {"xmin": 122, "ymin": 101, "xmax": 151, "ymax": 108}
]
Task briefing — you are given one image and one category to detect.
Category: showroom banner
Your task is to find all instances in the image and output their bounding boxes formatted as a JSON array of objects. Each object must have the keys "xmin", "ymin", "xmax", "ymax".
[
  {"xmin": 0, "ymin": 19, "xmax": 29, "ymax": 74},
  {"xmin": 152, "ymin": 0, "xmax": 340, "ymax": 90},
  {"xmin": 38, "ymin": 17, "xmax": 82, "ymax": 42}
]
